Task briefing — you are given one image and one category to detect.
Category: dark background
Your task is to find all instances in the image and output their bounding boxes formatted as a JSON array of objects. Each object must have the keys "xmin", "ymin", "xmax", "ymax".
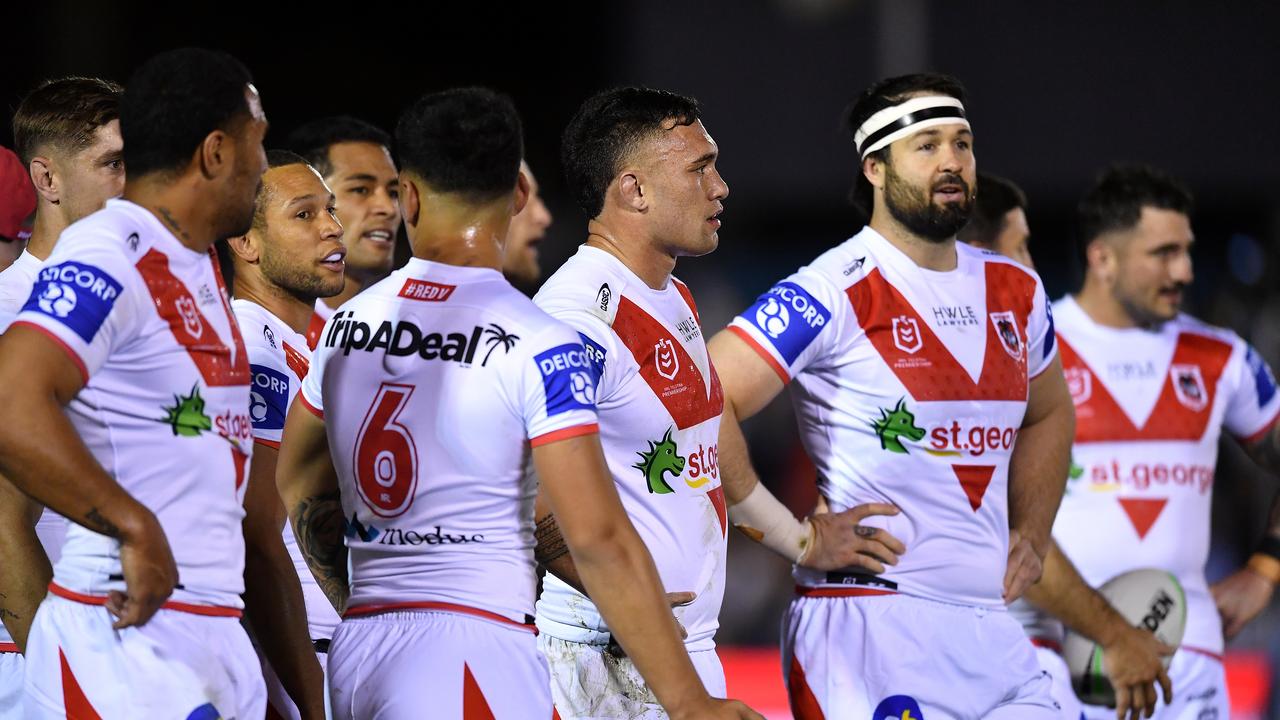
[{"xmin": 7, "ymin": 0, "xmax": 1280, "ymax": 709}]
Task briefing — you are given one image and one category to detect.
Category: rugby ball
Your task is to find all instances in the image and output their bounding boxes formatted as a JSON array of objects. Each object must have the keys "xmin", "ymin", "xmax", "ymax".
[{"xmin": 1062, "ymin": 568, "xmax": 1186, "ymax": 707}]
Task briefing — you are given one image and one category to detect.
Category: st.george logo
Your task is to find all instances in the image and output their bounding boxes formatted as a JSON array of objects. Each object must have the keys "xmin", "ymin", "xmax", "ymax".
[
  {"xmin": 655, "ymin": 337, "xmax": 680, "ymax": 380},
  {"xmin": 755, "ymin": 297, "xmax": 790, "ymax": 338},
  {"xmin": 1171, "ymin": 364, "xmax": 1207, "ymax": 411},
  {"xmin": 892, "ymin": 316, "xmax": 922, "ymax": 354},
  {"xmin": 1064, "ymin": 366, "xmax": 1092, "ymax": 406}
]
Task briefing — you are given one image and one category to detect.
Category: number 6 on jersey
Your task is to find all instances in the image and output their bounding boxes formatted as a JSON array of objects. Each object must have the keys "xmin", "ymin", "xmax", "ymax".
[{"xmin": 355, "ymin": 382, "xmax": 419, "ymax": 517}]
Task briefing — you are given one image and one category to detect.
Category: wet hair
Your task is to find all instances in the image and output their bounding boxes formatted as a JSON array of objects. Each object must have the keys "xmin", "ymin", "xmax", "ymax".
[
  {"xmin": 120, "ymin": 48, "xmax": 254, "ymax": 178},
  {"xmin": 957, "ymin": 173, "xmax": 1027, "ymax": 248},
  {"xmin": 843, "ymin": 73, "xmax": 967, "ymax": 216},
  {"xmin": 12, "ymin": 77, "xmax": 123, "ymax": 166},
  {"xmin": 284, "ymin": 116, "xmax": 392, "ymax": 178},
  {"xmin": 394, "ymin": 87, "xmax": 523, "ymax": 202},
  {"xmin": 561, "ymin": 86, "xmax": 701, "ymax": 219}
]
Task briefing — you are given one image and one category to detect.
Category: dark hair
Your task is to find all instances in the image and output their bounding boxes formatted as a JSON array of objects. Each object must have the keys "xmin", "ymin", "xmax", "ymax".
[
  {"xmin": 13, "ymin": 77, "xmax": 123, "ymax": 166},
  {"xmin": 395, "ymin": 87, "xmax": 522, "ymax": 202},
  {"xmin": 284, "ymin": 116, "xmax": 392, "ymax": 177},
  {"xmin": 1078, "ymin": 164, "xmax": 1193, "ymax": 243},
  {"xmin": 843, "ymin": 73, "xmax": 968, "ymax": 216},
  {"xmin": 218, "ymin": 148, "xmax": 318, "ymax": 288},
  {"xmin": 120, "ymin": 48, "xmax": 254, "ymax": 178},
  {"xmin": 561, "ymin": 87, "xmax": 701, "ymax": 219},
  {"xmin": 957, "ymin": 173, "xmax": 1027, "ymax": 247}
]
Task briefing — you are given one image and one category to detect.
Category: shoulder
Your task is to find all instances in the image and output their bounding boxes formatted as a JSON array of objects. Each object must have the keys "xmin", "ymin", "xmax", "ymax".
[
  {"xmin": 1169, "ymin": 313, "xmax": 1243, "ymax": 350},
  {"xmin": 965, "ymin": 244, "xmax": 1042, "ymax": 287},
  {"xmin": 537, "ymin": 249, "xmax": 629, "ymax": 318},
  {"xmin": 232, "ymin": 300, "xmax": 287, "ymax": 363}
]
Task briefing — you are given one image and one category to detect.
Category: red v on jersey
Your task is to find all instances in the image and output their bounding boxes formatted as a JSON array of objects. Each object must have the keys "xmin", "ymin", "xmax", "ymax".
[
  {"xmin": 952, "ymin": 465, "xmax": 995, "ymax": 511},
  {"xmin": 847, "ymin": 264, "xmax": 1035, "ymax": 402},
  {"xmin": 1118, "ymin": 497, "xmax": 1168, "ymax": 540},
  {"xmin": 283, "ymin": 341, "xmax": 310, "ymax": 380},
  {"xmin": 1061, "ymin": 333, "xmax": 1232, "ymax": 442},
  {"xmin": 136, "ymin": 248, "xmax": 250, "ymax": 387},
  {"xmin": 613, "ymin": 295, "xmax": 723, "ymax": 430}
]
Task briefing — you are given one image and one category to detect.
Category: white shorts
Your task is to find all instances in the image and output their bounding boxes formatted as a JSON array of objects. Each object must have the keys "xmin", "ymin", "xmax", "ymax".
[
  {"xmin": 328, "ymin": 605, "xmax": 551, "ymax": 720},
  {"xmin": 1081, "ymin": 648, "xmax": 1228, "ymax": 720},
  {"xmin": 783, "ymin": 589, "xmax": 1060, "ymax": 719},
  {"xmin": 537, "ymin": 633, "xmax": 725, "ymax": 719},
  {"xmin": 1032, "ymin": 643, "xmax": 1085, "ymax": 720},
  {"xmin": 23, "ymin": 587, "xmax": 265, "ymax": 719},
  {"xmin": 0, "ymin": 651, "xmax": 23, "ymax": 720},
  {"xmin": 260, "ymin": 646, "xmax": 330, "ymax": 720}
]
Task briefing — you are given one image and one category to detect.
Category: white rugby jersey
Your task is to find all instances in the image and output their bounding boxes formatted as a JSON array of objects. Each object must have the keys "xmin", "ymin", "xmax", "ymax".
[
  {"xmin": 533, "ymin": 246, "xmax": 728, "ymax": 652},
  {"xmin": 12, "ymin": 198, "xmax": 253, "ymax": 609},
  {"xmin": 729, "ymin": 227, "xmax": 1055, "ymax": 608},
  {"xmin": 1041, "ymin": 296, "xmax": 1280, "ymax": 654},
  {"xmin": 232, "ymin": 299, "xmax": 341, "ymax": 641},
  {"xmin": 299, "ymin": 259, "xmax": 599, "ymax": 624},
  {"xmin": 0, "ymin": 249, "xmax": 69, "ymax": 649}
]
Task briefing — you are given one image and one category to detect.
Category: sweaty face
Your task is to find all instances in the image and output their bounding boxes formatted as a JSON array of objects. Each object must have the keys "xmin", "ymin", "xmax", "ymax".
[
  {"xmin": 992, "ymin": 207, "xmax": 1033, "ymax": 268},
  {"xmin": 635, "ymin": 119, "xmax": 728, "ymax": 258},
  {"xmin": 256, "ymin": 164, "xmax": 346, "ymax": 301},
  {"xmin": 503, "ymin": 162, "xmax": 552, "ymax": 285},
  {"xmin": 1107, "ymin": 207, "xmax": 1194, "ymax": 326},
  {"xmin": 880, "ymin": 123, "xmax": 976, "ymax": 242},
  {"xmin": 221, "ymin": 85, "xmax": 269, "ymax": 240},
  {"xmin": 55, "ymin": 119, "xmax": 124, "ymax": 223},
  {"xmin": 325, "ymin": 142, "xmax": 400, "ymax": 279}
]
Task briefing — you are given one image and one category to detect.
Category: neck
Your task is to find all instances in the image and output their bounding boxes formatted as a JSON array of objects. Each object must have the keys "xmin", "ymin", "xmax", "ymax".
[
  {"xmin": 323, "ymin": 276, "xmax": 364, "ymax": 310},
  {"xmin": 584, "ymin": 216, "xmax": 675, "ymax": 290},
  {"xmin": 25, "ymin": 202, "xmax": 69, "ymax": 261},
  {"xmin": 869, "ymin": 207, "xmax": 957, "ymax": 272},
  {"xmin": 123, "ymin": 174, "xmax": 218, "ymax": 253},
  {"xmin": 1074, "ymin": 276, "xmax": 1144, "ymax": 329},
  {"xmin": 233, "ymin": 269, "xmax": 314, "ymax": 335},
  {"xmin": 407, "ymin": 192, "xmax": 511, "ymax": 271}
]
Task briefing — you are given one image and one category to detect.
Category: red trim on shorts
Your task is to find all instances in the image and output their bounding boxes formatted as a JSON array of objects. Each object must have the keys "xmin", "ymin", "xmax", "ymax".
[
  {"xmin": 60, "ymin": 648, "xmax": 104, "ymax": 719},
  {"xmin": 787, "ymin": 654, "xmax": 826, "ymax": 720},
  {"xmin": 1241, "ymin": 407, "xmax": 1280, "ymax": 445},
  {"xmin": 254, "ymin": 437, "xmax": 282, "ymax": 450},
  {"xmin": 298, "ymin": 393, "xmax": 324, "ymax": 420},
  {"xmin": 529, "ymin": 423, "xmax": 599, "ymax": 448},
  {"xmin": 1030, "ymin": 637, "xmax": 1062, "ymax": 653},
  {"xmin": 342, "ymin": 600, "xmax": 536, "ymax": 634},
  {"xmin": 463, "ymin": 662, "xmax": 497, "ymax": 720},
  {"xmin": 727, "ymin": 325, "xmax": 790, "ymax": 385},
  {"xmin": 10, "ymin": 321, "xmax": 89, "ymax": 384},
  {"xmin": 0, "ymin": 642, "xmax": 17, "ymax": 653},
  {"xmin": 48, "ymin": 582, "xmax": 242, "ymax": 618},
  {"xmin": 794, "ymin": 584, "xmax": 897, "ymax": 598},
  {"xmin": 1182, "ymin": 645, "xmax": 1224, "ymax": 662}
]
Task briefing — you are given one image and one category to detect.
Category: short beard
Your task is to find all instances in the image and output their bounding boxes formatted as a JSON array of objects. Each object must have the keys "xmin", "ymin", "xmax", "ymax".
[
  {"xmin": 261, "ymin": 245, "xmax": 342, "ymax": 304},
  {"xmin": 884, "ymin": 164, "xmax": 973, "ymax": 242}
]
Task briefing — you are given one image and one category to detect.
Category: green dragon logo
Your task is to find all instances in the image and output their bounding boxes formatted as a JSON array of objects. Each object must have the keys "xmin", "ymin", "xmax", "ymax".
[
  {"xmin": 633, "ymin": 427, "xmax": 685, "ymax": 495},
  {"xmin": 871, "ymin": 398, "xmax": 926, "ymax": 454},
  {"xmin": 161, "ymin": 384, "xmax": 213, "ymax": 437}
]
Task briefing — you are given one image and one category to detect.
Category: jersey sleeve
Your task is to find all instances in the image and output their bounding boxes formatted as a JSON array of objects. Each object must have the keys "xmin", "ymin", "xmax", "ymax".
[
  {"xmin": 1224, "ymin": 341, "xmax": 1280, "ymax": 443},
  {"xmin": 531, "ymin": 307, "xmax": 621, "ymax": 401},
  {"xmin": 11, "ymin": 238, "xmax": 140, "ymax": 382},
  {"xmin": 726, "ymin": 270, "xmax": 841, "ymax": 383},
  {"xmin": 508, "ymin": 323, "xmax": 600, "ymax": 447},
  {"xmin": 1026, "ymin": 277, "xmax": 1057, "ymax": 378},
  {"xmin": 246, "ymin": 343, "xmax": 293, "ymax": 447},
  {"xmin": 298, "ymin": 327, "xmax": 329, "ymax": 419}
]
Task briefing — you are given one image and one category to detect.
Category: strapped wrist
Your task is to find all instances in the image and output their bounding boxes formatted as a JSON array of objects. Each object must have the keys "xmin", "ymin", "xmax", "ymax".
[{"xmin": 727, "ymin": 482, "xmax": 810, "ymax": 563}]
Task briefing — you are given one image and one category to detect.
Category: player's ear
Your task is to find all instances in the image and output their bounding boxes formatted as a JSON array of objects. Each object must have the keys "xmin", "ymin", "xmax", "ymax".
[
  {"xmin": 1086, "ymin": 238, "xmax": 1117, "ymax": 284},
  {"xmin": 400, "ymin": 173, "xmax": 421, "ymax": 228},
  {"xmin": 512, "ymin": 167, "xmax": 530, "ymax": 216},
  {"xmin": 617, "ymin": 168, "xmax": 646, "ymax": 212},
  {"xmin": 863, "ymin": 152, "xmax": 886, "ymax": 191},
  {"xmin": 28, "ymin": 156, "xmax": 58, "ymax": 204},
  {"xmin": 225, "ymin": 231, "xmax": 259, "ymax": 263},
  {"xmin": 197, "ymin": 129, "xmax": 229, "ymax": 180}
]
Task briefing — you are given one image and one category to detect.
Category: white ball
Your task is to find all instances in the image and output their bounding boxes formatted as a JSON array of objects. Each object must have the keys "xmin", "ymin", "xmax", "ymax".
[{"xmin": 1062, "ymin": 568, "xmax": 1187, "ymax": 707}]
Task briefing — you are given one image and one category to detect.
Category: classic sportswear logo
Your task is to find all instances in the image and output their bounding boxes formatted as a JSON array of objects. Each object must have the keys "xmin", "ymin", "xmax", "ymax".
[
  {"xmin": 535, "ymin": 343, "xmax": 597, "ymax": 416},
  {"xmin": 323, "ymin": 312, "xmax": 516, "ymax": 366},
  {"xmin": 871, "ymin": 398, "xmax": 926, "ymax": 453},
  {"xmin": 249, "ymin": 364, "xmax": 289, "ymax": 431},
  {"xmin": 24, "ymin": 261, "xmax": 123, "ymax": 342},
  {"xmin": 161, "ymin": 385, "xmax": 213, "ymax": 437},
  {"xmin": 743, "ymin": 281, "xmax": 830, "ymax": 364}
]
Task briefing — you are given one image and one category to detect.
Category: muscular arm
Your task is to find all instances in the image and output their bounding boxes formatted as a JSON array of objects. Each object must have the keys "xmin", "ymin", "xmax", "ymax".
[
  {"xmin": 0, "ymin": 477, "xmax": 49, "ymax": 650},
  {"xmin": 242, "ymin": 442, "xmax": 325, "ymax": 718},
  {"xmin": 1004, "ymin": 355, "xmax": 1074, "ymax": 600},
  {"xmin": 276, "ymin": 398, "xmax": 348, "ymax": 613},
  {"xmin": 534, "ymin": 433, "xmax": 746, "ymax": 719},
  {"xmin": 0, "ymin": 326, "xmax": 176, "ymax": 628}
]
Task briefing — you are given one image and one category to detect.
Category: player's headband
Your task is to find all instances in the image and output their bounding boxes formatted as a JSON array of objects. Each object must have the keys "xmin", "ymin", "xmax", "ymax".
[{"xmin": 854, "ymin": 96, "xmax": 969, "ymax": 159}]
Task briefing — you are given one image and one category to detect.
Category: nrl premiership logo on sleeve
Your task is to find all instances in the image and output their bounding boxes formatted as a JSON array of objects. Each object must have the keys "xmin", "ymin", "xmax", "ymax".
[
  {"xmin": 23, "ymin": 261, "xmax": 124, "ymax": 342},
  {"xmin": 744, "ymin": 281, "xmax": 830, "ymax": 364}
]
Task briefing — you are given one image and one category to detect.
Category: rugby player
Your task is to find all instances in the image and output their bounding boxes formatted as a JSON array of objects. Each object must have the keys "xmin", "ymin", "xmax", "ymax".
[
  {"xmin": 502, "ymin": 160, "xmax": 553, "ymax": 290},
  {"xmin": 225, "ymin": 150, "xmax": 346, "ymax": 719},
  {"xmin": 709, "ymin": 72, "xmax": 1074, "ymax": 717},
  {"xmin": 957, "ymin": 172, "xmax": 1033, "ymax": 267},
  {"xmin": 0, "ymin": 48, "xmax": 278, "ymax": 717},
  {"xmin": 275, "ymin": 87, "xmax": 760, "ymax": 720}
]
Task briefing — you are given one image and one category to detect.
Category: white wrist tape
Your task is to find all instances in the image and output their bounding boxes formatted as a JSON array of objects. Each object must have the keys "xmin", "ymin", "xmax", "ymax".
[{"xmin": 728, "ymin": 482, "xmax": 814, "ymax": 564}]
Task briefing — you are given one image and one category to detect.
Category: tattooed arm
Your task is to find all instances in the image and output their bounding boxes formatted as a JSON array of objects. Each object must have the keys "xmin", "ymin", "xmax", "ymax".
[
  {"xmin": 0, "ymin": 325, "xmax": 178, "ymax": 630},
  {"xmin": 276, "ymin": 396, "xmax": 349, "ymax": 612}
]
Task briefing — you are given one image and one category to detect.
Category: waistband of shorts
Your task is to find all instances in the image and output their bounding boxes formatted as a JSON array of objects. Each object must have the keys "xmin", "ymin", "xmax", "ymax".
[
  {"xmin": 795, "ymin": 584, "xmax": 898, "ymax": 598},
  {"xmin": 49, "ymin": 582, "xmax": 243, "ymax": 618},
  {"xmin": 343, "ymin": 600, "xmax": 536, "ymax": 634},
  {"xmin": 0, "ymin": 642, "xmax": 17, "ymax": 653},
  {"xmin": 1030, "ymin": 637, "xmax": 1062, "ymax": 653}
]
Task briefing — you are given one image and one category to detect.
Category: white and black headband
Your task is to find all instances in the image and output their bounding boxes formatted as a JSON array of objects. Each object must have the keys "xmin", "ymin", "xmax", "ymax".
[{"xmin": 854, "ymin": 96, "xmax": 969, "ymax": 159}]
